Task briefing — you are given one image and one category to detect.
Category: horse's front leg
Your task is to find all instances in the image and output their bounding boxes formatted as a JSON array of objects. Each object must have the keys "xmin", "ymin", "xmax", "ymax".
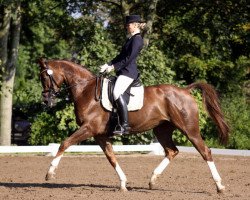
[
  {"xmin": 95, "ymin": 135, "xmax": 128, "ymax": 191},
  {"xmin": 45, "ymin": 125, "xmax": 94, "ymax": 181}
]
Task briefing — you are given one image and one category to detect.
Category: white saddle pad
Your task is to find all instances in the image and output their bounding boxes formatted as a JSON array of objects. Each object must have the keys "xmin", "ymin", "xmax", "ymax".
[{"xmin": 101, "ymin": 78, "xmax": 144, "ymax": 111}]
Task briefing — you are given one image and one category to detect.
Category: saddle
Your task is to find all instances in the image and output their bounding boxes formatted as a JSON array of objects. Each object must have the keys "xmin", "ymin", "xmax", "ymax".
[
  {"xmin": 100, "ymin": 76, "xmax": 144, "ymax": 112},
  {"xmin": 107, "ymin": 76, "xmax": 142, "ymax": 106}
]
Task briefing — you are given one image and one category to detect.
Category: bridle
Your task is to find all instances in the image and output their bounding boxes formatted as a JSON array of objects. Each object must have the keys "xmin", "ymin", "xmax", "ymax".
[
  {"xmin": 40, "ymin": 67, "xmax": 60, "ymax": 98},
  {"xmin": 40, "ymin": 64, "xmax": 105, "ymax": 103}
]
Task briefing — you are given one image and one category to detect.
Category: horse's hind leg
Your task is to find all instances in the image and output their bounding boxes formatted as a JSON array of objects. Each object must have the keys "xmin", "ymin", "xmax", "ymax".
[
  {"xmin": 149, "ymin": 122, "xmax": 178, "ymax": 189},
  {"xmin": 186, "ymin": 129, "xmax": 225, "ymax": 193},
  {"xmin": 45, "ymin": 125, "xmax": 94, "ymax": 180},
  {"xmin": 95, "ymin": 135, "xmax": 127, "ymax": 191}
]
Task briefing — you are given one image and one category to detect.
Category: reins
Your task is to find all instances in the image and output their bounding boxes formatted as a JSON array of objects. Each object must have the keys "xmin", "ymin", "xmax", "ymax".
[{"xmin": 95, "ymin": 74, "xmax": 104, "ymax": 101}]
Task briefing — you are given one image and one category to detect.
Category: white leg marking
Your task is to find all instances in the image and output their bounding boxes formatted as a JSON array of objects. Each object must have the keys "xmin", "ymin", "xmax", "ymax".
[
  {"xmin": 46, "ymin": 155, "xmax": 63, "ymax": 180},
  {"xmin": 115, "ymin": 163, "xmax": 127, "ymax": 190},
  {"xmin": 51, "ymin": 155, "xmax": 63, "ymax": 167},
  {"xmin": 153, "ymin": 157, "xmax": 170, "ymax": 175},
  {"xmin": 48, "ymin": 155, "xmax": 63, "ymax": 174},
  {"xmin": 207, "ymin": 161, "xmax": 225, "ymax": 192},
  {"xmin": 150, "ymin": 157, "xmax": 170, "ymax": 187}
]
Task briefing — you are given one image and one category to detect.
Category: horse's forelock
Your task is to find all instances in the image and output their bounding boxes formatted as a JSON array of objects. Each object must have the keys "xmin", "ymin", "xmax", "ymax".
[{"xmin": 38, "ymin": 58, "xmax": 47, "ymax": 69}]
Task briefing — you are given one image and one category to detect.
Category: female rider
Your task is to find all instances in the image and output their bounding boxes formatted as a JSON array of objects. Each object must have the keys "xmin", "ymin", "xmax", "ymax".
[{"xmin": 100, "ymin": 15, "xmax": 145, "ymax": 135}]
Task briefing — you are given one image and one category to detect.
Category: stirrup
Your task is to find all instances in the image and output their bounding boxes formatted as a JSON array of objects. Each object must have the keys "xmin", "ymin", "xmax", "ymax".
[{"xmin": 113, "ymin": 125, "xmax": 130, "ymax": 135}]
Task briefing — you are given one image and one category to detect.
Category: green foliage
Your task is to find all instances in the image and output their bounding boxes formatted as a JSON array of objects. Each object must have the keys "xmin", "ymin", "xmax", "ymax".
[
  {"xmin": 202, "ymin": 93, "xmax": 250, "ymax": 150},
  {"xmin": 137, "ymin": 45, "xmax": 175, "ymax": 85},
  {"xmin": 225, "ymin": 56, "xmax": 250, "ymax": 92},
  {"xmin": 14, "ymin": 79, "xmax": 41, "ymax": 104},
  {"xmin": 157, "ymin": 0, "xmax": 249, "ymax": 92},
  {"xmin": 14, "ymin": 45, "xmax": 41, "ymax": 104},
  {"xmin": 29, "ymin": 104, "xmax": 79, "ymax": 145},
  {"xmin": 220, "ymin": 95, "xmax": 249, "ymax": 149},
  {"xmin": 79, "ymin": 22, "xmax": 118, "ymax": 73},
  {"xmin": 14, "ymin": 0, "xmax": 72, "ymax": 107},
  {"xmin": 21, "ymin": 1, "xmax": 72, "ymax": 59}
]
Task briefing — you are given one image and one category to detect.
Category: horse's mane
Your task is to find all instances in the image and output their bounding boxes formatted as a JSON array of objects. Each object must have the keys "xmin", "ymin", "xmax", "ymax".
[{"xmin": 48, "ymin": 59, "xmax": 95, "ymax": 78}]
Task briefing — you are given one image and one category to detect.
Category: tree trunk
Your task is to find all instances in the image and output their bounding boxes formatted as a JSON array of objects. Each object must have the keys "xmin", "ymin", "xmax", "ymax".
[
  {"xmin": 143, "ymin": 0, "xmax": 159, "ymax": 47},
  {"xmin": 0, "ymin": 2, "xmax": 21, "ymax": 145},
  {"xmin": 0, "ymin": 73, "xmax": 15, "ymax": 145}
]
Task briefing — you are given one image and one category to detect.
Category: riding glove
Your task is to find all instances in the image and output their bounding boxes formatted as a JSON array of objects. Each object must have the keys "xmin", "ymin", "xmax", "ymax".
[{"xmin": 99, "ymin": 63, "xmax": 114, "ymax": 73}]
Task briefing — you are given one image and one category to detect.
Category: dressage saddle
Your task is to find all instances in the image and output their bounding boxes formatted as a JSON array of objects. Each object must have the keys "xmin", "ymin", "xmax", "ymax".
[{"xmin": 107, "ymin": 75, "xmax": 142, "ymax": 106}]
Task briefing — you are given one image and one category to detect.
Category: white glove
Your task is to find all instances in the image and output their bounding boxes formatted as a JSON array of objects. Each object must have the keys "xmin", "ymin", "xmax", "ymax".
[
  {"xmin": 99, "ymin": 63, "xmax": 109, "ymax": 73},
  {"xmin": 106, "ymin": 65, "xmax": 114, "ymax": 73},
  {"xmin": 99, "ymin": 64, "xmax": 114, "ymax": 73}
]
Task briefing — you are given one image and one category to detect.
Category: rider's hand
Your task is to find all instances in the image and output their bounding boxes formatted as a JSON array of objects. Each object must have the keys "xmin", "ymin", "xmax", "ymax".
[
  {"xmin": 99, "ymin": 63, "xmax": 109, "ymax": 73},
  {"xmin": 106, "ymin": 65, "xmax": 114, "ymax": 73},
  {"xmin": 99, "ymin": 64, "xmax": 114, "ymax": 73}
]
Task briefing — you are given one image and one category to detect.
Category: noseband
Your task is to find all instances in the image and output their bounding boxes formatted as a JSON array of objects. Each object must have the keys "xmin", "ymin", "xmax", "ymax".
[{"xmin": 40, "ymin": 67, "xmax": 60, "ymax": 98}]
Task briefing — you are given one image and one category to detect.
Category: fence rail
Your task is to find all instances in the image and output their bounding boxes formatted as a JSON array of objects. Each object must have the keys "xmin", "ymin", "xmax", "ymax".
[{"xmin": 0, "ymin": 143, "xmax": 249, "ymax": 156}]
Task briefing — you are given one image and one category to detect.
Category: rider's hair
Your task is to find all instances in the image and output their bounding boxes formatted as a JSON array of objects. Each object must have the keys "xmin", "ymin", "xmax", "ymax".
[{"xmin": 135, "ymin": 22, "xmax": 146, "ymax": 31}]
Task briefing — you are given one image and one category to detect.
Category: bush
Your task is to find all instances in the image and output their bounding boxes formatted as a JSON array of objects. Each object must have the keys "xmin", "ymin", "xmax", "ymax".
[
  {"xmin": 203, "ymin": 94, "xmax": 250, "ymax": 149},
  {"xmin": 29, "ymin": 104, "xmax": 79, "ymax": 145},
  {"xmin": 137, "ymin": 45, "xmax": 176, "ymax": 86},
  {"xmin": 222, "ymin": 94, "xmax": 250, "ymax": 149}
]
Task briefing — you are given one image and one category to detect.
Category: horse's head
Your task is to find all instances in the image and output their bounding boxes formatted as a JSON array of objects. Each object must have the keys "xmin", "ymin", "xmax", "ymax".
[{"xmin": 38, "ymin": 58, "xmax": 64, "ymax": 107}]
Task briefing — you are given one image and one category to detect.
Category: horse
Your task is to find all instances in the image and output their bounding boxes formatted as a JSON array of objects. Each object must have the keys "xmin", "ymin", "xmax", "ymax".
[{"xmin": 38, "ymin": 58, "xmax": 229, "ymax": 193}]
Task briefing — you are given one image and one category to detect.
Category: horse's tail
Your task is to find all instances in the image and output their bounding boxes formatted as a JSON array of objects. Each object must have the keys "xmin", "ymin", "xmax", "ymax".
[{"xmin": 186, "ymin": 82, "xmax": 230, "ymax": 145}]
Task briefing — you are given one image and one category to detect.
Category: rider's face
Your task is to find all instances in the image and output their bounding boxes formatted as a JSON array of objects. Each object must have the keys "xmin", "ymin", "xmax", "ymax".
[{"xmin": 126, "ymin": 22, "xmax": 137, "ymax": 34}]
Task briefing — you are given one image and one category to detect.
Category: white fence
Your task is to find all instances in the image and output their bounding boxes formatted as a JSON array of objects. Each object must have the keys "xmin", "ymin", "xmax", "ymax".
[{"xmin": 0, "ymin": 143, "xmax": 249, "ymax": 156}]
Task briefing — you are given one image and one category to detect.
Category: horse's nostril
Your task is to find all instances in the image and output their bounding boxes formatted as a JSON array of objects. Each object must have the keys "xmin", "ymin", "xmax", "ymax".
[{"xmin": 42, "ymin": 93, "xmax": 47, "ymax": 98}]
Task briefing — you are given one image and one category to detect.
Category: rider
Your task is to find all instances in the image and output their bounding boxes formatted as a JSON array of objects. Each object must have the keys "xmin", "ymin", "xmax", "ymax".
[{"xmin": 100, "ymin": 15, "xmax": 145, "ymax": 135}]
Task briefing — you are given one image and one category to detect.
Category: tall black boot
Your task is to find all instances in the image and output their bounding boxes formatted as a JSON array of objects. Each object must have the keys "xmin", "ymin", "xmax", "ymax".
[{"xmin": 113, "ymin": 96, "xmax": 130, "ymax": 135}]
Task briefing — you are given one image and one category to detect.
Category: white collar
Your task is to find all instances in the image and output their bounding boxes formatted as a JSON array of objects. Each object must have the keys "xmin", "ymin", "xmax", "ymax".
[{"xmin": 128, "ymin": 30, "xmax": 140, "ymax": 39}]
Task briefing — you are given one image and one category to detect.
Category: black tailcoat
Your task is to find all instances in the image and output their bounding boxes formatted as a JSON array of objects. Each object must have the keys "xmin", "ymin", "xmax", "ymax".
[{"xmin": 109, "ymin": 33, "xmax": 143, "ymax": 79}]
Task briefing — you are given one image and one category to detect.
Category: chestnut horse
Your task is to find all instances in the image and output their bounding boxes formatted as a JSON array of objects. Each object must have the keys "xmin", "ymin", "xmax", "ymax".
[{"xmin": 38, "ymin": 58, "xmax": 229, "ymax": 192}]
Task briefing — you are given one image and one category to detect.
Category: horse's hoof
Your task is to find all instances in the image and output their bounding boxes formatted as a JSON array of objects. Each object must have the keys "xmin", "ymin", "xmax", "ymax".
[
  {"xmin": 45, "ymin": 173, "xmax": 55, "ymax": 181},
  {"xmin": 149, "ymin": 182, "xmax": 155, "ymax": 190},
  {"xmin": 217, "ymin": 186, "xmax": 226, "ymax": 194},
  {"xmin": 119, "ymin": 187, "xmax": 128, "ymax": 192}
]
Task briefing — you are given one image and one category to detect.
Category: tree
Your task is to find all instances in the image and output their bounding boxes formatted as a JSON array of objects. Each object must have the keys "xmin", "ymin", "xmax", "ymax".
[
  {"xmin": 0, "ymin": 1, "xmax": 21, "ymax": 145},
  {"xmin": 156, "ymin": 0, "xmax": 249, "ymax": 92},
  {"xmin": 14, "ymin": 0, "xmax": 72, "ymax": 107}
]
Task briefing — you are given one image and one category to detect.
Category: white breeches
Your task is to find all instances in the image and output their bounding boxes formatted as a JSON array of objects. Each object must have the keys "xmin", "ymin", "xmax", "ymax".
[{"xmin": 113, "ymin": 75, "xmax": 134, "ymax": 100}]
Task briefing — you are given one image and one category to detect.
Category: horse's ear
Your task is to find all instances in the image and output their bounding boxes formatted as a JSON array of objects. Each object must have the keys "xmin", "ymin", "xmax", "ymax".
[{"xmin": 37, "ymin": 57, "xmax": 47, "ymax": 69}]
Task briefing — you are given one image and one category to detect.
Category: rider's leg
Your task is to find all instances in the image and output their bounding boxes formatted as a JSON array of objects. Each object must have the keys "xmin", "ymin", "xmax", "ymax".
[{"xmin": 113, "ymin": 75, "xmax": 134, "ymax": 135}]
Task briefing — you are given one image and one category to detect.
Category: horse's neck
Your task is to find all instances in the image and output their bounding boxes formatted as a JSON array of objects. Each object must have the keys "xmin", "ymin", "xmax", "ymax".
[
  {"xmin": 62, "ymin": 63, "xmax": 94, "ymax": 97},
  {"xmin": 62, "ymin": 63, "xmax": 93, "ymax": 85}
]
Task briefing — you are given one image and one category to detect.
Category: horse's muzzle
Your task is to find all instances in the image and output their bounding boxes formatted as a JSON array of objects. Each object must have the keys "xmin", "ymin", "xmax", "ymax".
[{"xmin": 42, "ymin": 92, "xmax": 56, "ymax": 108}]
